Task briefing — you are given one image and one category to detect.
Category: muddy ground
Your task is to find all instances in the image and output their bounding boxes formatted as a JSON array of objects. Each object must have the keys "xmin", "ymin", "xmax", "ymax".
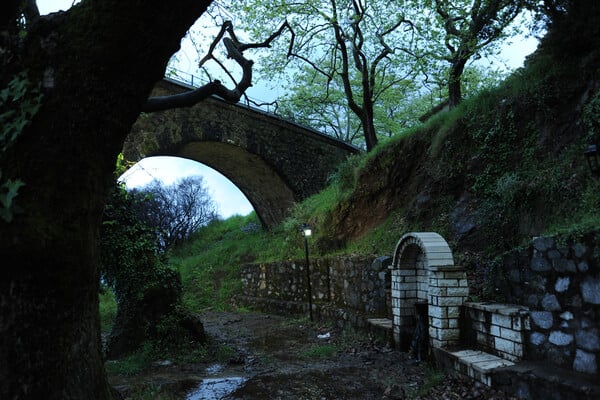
[{"xmin": 110, "ymin": 311, "xmax": 516, "ymax": 399}]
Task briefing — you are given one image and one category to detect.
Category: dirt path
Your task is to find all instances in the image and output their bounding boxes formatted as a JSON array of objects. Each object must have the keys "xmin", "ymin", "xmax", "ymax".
[{"xmin": 111, "ymin": 311, "xmax": 515, "ymax": 399}]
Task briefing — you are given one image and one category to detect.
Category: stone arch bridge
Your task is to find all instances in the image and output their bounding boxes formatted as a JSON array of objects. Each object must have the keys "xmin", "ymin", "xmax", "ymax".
[{"xmin": 123, "ymin": 79, "xmax": 359, "ymax": 228}]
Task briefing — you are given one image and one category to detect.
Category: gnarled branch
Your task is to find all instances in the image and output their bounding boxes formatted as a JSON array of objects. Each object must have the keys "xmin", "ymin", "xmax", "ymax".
[{"xmin": 144, "ymin": 20, "xmax": 291, "ymax": 112}]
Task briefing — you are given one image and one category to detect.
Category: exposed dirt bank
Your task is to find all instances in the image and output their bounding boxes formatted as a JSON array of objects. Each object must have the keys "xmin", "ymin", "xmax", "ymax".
[{"xmin": 110, "ymin": 311, "xmax": 516, "ymax": 399}]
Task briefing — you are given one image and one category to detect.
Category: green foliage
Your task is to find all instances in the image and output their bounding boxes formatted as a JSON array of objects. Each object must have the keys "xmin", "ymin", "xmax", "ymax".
[
  {"xmin": 0, "ymin": 72, "xmax": 42, "ymax": 152},
  {"xmin": 101, "ymin": 179, "xmax": 188, "ymax": 359},
  {"xmin": 407, "ymin": 367, "xmax": 445, "ymax": 399},
  {"xmin": 114, "ymin": 153, "xmax": 135, "ymax": 178},
  {"xmin": 582, "ymin": 89, "xmax": 600, "ymax": 140},
  {"xmin": 150, "ymin": 308, "xmax": 209, "ymax": 362},
  {"xmin": 345, "ymin": 210, "xmax": 406, "ymax": 256},
  {"xmin": 229, "ymin": 0, "xmax": 433, "ymax": 149},
  {"xmin": 327, "ymin": 154, "xmax": 364, "ymax": 193},
  {"xmin": 544, "ymin": 179, "xmax": 600, "ymax": 238},
  {"xmin": 227, "ymin": 0, "xmax": 524, "ymax": 150},
  {"xmin": 104, "ymin": 344, "xmax": 154, "ymax": 375},
  {"xmin": 99, "ymin": 289, "xmax": 117, "ymax": 334},
  {"xmin": 0, "ymin": 71, "xmax": 42, "ymax": 222},
  {"xmin": 0, "ymin": 174, "xmax": 25, "ymax": 223},
  {"xmin": 300, "ymin": 344, "xmax": 338, "ymax": 359},
  {"xmin": 101, "ymin": 182, "xmax": 175, "ymax": 306},
  {"xmin": 171, "ymin": 213, "xmax": 278, "ymax": 312}
]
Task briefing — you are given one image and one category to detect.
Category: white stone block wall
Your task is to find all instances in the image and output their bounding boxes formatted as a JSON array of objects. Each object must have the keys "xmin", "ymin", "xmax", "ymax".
[
  {"xmin": 465, "ymin": 302, "xmax": 530, "ymax": 362},
  {"xmin": 428, "ymin": 265, "xmax": 469, "ymax": 348}
]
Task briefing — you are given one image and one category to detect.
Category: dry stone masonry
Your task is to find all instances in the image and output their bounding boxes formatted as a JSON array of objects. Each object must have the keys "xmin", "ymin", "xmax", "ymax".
[
  {"xmin": 240, "ymin": 256, "xmax": 390, "ymax": 329},
  {"xmin": 501, "ymin": 231, "xmax": 600, "ymax": 375}
]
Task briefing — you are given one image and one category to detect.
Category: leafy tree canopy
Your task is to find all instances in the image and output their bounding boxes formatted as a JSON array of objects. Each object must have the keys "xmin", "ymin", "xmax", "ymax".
[{"xmin": 226, "ymin": 0, "xmax": 532, "ymax": 149}]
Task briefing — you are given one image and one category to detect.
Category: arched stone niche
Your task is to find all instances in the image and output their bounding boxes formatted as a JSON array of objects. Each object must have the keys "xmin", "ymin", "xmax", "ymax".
[{"xmin": 391, "ymin": 232, "xmax": 469, "ymax": 350}]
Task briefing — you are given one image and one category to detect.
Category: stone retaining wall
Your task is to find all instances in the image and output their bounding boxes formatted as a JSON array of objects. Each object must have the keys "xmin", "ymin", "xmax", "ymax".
[
  {"xmin": 239, "ymin": 255, "xmax": 391, "ymax": 327},
  {"xmin": 501, "ymin": 231, "xmax": 600, "ymax": 374}
]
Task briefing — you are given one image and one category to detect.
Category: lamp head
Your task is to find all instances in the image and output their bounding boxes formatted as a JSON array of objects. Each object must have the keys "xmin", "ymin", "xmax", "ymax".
[{"xmin": 301, "ymin": 223, "xmax": 312, "ymax": 237}]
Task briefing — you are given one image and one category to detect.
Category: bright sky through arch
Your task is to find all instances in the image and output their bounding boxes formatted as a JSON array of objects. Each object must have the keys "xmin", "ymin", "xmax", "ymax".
[{"xmin": 120, "ymin": 157, "xmax": 254, "ymax": 219}]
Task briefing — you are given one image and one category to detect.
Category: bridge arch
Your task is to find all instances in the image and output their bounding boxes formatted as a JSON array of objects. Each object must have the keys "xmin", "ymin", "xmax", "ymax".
[
  {"xmin": 123, "ymin": 79, "xmax": 358, "ymax": 229},
  {"xmin": 177, "ymin": 142, "xmax": 294, "ymax": 227}
]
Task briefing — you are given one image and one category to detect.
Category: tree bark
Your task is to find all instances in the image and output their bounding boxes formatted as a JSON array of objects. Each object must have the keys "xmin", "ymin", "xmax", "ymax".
[
  {"xmin": 448, "ymin": 57, "xmax": 467, "ymax": 109},
  {"xmin": 0, "ymin": 1, "xmax": 211, "ymax": 399},
  {"xmin": 362, "ymin": 104, "xmax": 378, "ymax": 152}
]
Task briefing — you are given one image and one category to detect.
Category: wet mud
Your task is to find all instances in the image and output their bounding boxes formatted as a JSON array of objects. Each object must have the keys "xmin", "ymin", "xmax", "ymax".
[{"xmin": 110, "ymin": 311, "xmax": 515, "ymax": 399}]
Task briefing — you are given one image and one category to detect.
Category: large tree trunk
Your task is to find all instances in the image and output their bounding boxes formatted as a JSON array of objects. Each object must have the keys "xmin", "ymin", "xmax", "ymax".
[
  {"xmin": 0, "ymin": 1, "xmax": 210, "ymax": 399},
  {"xmin": 448, "ymin": 57, "xmax": 467, "ymax": 109},
  {"xmin": 362, "ymin": 114, "xmax": 378, "ymax": 152},
  {"xmin": 361, "ymin": 89, "xmax": 378, "ymax": 152}
]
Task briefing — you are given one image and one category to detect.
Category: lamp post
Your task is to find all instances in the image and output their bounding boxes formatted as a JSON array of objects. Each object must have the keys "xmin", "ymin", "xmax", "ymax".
[
  {"xmin": 301, "ymin": 223, "xmax": 313, "ymax": 322},
  {"xmin": 584, "ymin": 144, "xmax": 600, "ymax": 177}
]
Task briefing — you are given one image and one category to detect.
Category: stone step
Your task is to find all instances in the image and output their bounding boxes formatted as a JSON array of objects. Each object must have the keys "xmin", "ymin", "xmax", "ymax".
[
  {"xmin": 367, "ymin": 318, "xmax": 393, "ymax": 330},
  {"xmin": 435, "ymin": 348, "xmax": 515, "ymax": 386},
  {"xmin": 492, "ymin": 361, "xmax": 600, "ymax": 399},
  {"xmin": 367, "ymin": 318, "xmax": 393, "ymax": 347}
]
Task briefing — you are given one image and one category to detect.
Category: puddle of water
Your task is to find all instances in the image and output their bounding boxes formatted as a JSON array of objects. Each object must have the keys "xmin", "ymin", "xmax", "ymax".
[
  {"xmin": 185, "ymin": 377, "xmax": 247, "ymax": 400},
  {"xmin": 205, "ymin": 363, "xmax": 225, "ymax": 375}
]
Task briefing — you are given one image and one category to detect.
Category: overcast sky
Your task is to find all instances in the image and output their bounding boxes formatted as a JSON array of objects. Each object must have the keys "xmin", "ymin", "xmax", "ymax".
[{"xmin": 119, "ymin": 157, "xmax": 254, "ymax": 219}]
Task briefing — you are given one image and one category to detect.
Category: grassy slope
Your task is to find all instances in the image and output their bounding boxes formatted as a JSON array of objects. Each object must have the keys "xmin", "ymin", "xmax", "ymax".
[{"xmin": 169, "ymin": 213, "xmax": 305, "ymax": 311}]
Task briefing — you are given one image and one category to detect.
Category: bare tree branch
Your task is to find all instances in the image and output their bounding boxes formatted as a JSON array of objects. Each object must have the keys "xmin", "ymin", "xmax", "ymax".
[{"xmin": 144, "ymin": 20, "xmax": 292, "ymax": 112}]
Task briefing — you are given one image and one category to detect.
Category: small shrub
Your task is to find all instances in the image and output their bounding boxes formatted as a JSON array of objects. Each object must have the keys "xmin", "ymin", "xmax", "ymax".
[
  {"xmin": 407, "ymin": 367, "xmax": 445, "ymax": 399},
  {"xmin": 104, "ymin": 343, "xmax": 153, "ymax": 375},
  {"xmin": 300, "ymin": 344, "xmax": 338, "ymax": 358}
]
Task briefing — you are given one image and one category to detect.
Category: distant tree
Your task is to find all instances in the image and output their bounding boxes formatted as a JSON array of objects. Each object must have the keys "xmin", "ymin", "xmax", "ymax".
[
  {"xmin": 409, "ymin": 0, "xmax": 525, "ymax": 108},
  {"xmin": 231, "ymin": 1, "xmax": 527, "ymax": 147},
  {"xmin": 276, "ymin": 63, "xmax": 425, "ymax": 147},
  {"xmin": 135, "ymin": 176, "xmax": 219, "ymax": 250},
  {"xmin": 276, "ymin": 67, "xmax": 363, "ymax": 144}
]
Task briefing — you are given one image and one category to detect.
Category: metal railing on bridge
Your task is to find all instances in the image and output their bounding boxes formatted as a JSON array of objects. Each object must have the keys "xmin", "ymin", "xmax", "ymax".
[{"xmin": 165, "ymin": 67, "xmax": 279, "ymax": 114}]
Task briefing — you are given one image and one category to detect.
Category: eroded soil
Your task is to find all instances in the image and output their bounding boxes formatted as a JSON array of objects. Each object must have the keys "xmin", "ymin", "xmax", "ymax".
[{"xmin": 110, "ymin": 311, "xmax": 516, "ymax": 399}]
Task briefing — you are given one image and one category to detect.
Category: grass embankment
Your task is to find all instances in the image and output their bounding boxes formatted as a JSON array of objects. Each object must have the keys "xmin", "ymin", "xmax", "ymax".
[{"xmin": 170, "ymin": 213, "xmax": 288, "ymax": 312}]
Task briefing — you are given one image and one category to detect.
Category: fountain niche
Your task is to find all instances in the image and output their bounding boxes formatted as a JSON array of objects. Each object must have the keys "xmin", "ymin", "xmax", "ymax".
[{"xmin": 390, "ymin": 232, "xmax": 469, "ymax": 352}]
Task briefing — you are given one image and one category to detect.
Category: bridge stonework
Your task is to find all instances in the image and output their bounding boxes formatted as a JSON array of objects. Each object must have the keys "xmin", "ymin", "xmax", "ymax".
[{"xmin": 123, "ymin": 79, "xmax": 358, "ymax": 228}]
